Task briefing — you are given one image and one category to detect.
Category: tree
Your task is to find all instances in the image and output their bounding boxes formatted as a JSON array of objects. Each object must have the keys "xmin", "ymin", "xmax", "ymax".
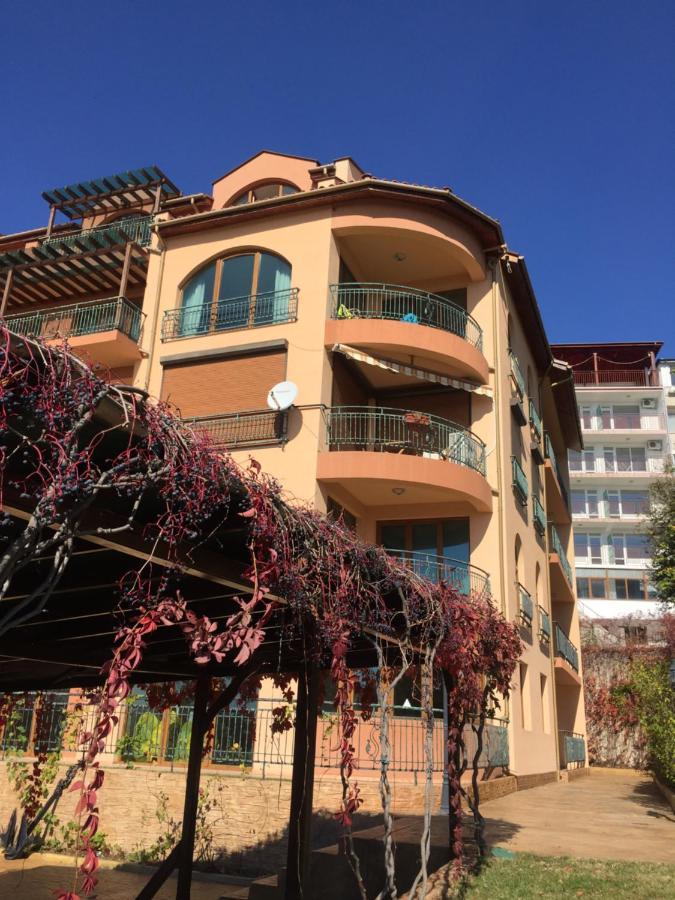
[{"xmin": 648, "ymin": 466, "xmax": 675, "ymax": 609}]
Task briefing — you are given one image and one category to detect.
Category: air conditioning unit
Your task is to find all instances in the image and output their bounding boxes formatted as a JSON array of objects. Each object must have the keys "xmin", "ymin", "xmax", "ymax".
[
  {"xmin": 647, "ymin": 440, "xmax": 663, "ymax": 451},
  {"xmin": 641, "ymin": 398, "xmax": 657, "ymax": 409}
]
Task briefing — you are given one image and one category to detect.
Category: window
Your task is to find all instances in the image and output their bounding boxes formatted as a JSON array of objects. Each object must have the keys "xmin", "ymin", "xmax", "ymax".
[
  {"xmin": 569, "ymin": 449, "xmax": 595, "ymax": 471},
  {"xmin": 178, "ymin": 251, "xmax": 293, "ymax": 336},
  {"xmin": 576, "ymin": 576, "xmax": 607, "ymax": 599},
  {"xmin": 611, "ymin": 533, "xmax": 650, "ymax": 566},
  {"xmin": 379, "ymin": 519, "xmax": 470, "ymax": 590},
  {"xmin": 613, "ymin": 578, "xmax": 648, "ymax": 600},
  {"xmin": 231, "ymin": 182, "xmax": 298, "ymax": 205},
  {"xmin": 580, "ymin": 406, "xmax": 593, "ymax": 430},
  {"xmin": 571, "ymin": 490, "xmax": 598, "ymax": 518},
  {"xmin": 619, "ymin": 491, "xmax": 650, "ymax": 516},
  {"xmin": 574, "ymin": 533, "xmax": 602, "ymax": 565},
  {"xmin": 599, "ymin": 405, "xmax": 641, "ymax": 430}
]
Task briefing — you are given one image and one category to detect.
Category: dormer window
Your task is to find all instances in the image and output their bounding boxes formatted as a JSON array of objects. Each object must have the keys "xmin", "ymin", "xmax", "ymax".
[{"xmin": 231, "ymin": 182, "xmax": 298, "ymax": 206}]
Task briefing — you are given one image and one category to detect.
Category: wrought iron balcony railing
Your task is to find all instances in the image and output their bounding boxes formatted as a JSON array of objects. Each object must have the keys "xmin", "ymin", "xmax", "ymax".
[
  {"xmin": 529, "ymin": 399, "xmax": 543, "ymax": 443},
  {"xmin": 42, "ymin": 215, "xmax": 152, "ymax": 252},
  {"xmin": 509, "ymin": 350, "xmax": 526, "ymax": 399},
  {"xmin": 532, "ymin": 494, "xmax": 547, "ymax": 536},
  {"xmin": 544, "ymin": 432, "xmax": 569, "ymax": 510},
  {"xmin": 161, "ymin": 288, "xmax": 299, "ymax": 340},
  {"xmin": 518, "ymin": 584, "xmax": 534, "ymax": 625},
  {"xmin": 189, "ymin": 409, "xmax": 289, "ymax": 449},
  {"xmin": 329, "ymin": 282, "xmax": 483, "ymax": 350},
  {"xmin": 560, "ymin": 730, "xmax": 585, "ymax": 767},
  {"xmin": 554, "ymin": 623, "xmax": 579, "ymax": 671},
  {"xmin": 323, "ymin": 406, "xmax": 486, "ymax": 475},
  {"xmin": 387, "ymin": 549, "xmax": 491, "ymax": 600},
  {"xmin": 511, "ymin": 456, "xmax": 528, "ymax": 506},
  {"xmin": 573, "ymin": 369, "xmax": 653, "ymax": 388},
  {"xmin": 539, "ymin": 606, "xmax": 551, "ymax": 642},
  {"xmin": 549, "ymin": 525, "xmax": 573, "ymax": 586},
  {"xmin": 5, "ymin": 296, "xmax": 143, "ymax": 343}
]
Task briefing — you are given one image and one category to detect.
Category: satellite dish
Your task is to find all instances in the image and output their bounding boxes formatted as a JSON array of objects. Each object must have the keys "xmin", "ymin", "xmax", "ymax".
[{"xmin": 267, "ymin": 381, "xmax": 298, "ymax": 411}]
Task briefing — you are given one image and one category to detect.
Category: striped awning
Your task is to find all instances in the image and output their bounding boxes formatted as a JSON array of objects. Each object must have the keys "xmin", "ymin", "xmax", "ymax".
[{"xmin": 332, "ymin": 344, "xmax": 493, "ymax": 397}]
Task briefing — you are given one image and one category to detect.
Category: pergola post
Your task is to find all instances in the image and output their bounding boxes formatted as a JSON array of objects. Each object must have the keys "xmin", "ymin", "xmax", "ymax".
[
  {"xmin": 45, "ymin": 205, "xmax": 56, "ymax": 237},
  {"xmin": 1, "ymin": 269, "xmax": 14, "ymax": 318},
  {"xmin": 285, "ymin": 658, "xmax": 320, "ymax": 899},
  {"xmin": 119, "ymin": 241, "xmax": 133, "ymax": 300},
  {"xmin": 175, "ymin": 671, "xmax": 210, "ymax": 899}
]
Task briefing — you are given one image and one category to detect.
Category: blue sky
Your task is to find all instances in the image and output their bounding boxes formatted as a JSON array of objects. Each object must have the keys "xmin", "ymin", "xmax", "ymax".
[{"xmin": 2, "ymin": 1, "xmax": 673, "ymax": 349}]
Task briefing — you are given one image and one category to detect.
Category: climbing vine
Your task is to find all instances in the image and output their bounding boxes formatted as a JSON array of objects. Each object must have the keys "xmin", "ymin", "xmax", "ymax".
[{"xmin": 0, "ymin": 328, "xmax": 521, "ymax": 898}]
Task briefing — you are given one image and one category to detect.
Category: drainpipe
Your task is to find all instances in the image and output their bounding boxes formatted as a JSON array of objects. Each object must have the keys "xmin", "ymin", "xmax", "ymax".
[{"xmin": 143, "ymin": 225, "xmax": 167, "ymax": 393}]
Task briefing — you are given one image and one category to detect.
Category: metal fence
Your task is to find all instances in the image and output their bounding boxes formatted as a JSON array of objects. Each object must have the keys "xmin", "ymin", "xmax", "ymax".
[
  {"xmin": 511, "ymin": 456, "xmax": 528, "ymax": 505},
  {"xmin": 539, "ymin": 606, "xmax": 551, "ymax": 643},
  {"xmin": 572, "ymin": 370, "xmax": 651, "ymax": 387},
  {"xmin": 518, "ymin": 584, "xmax": 533, "ymax": 625},
  {"xmin": 554, "ymin": 624, "xmax": 579, "ymax": 671},
  {"xmin": 529, "ymin": 399, "xmax": 543, "ymax": 443},
  {"xmin": 323, "ymin": 406, "xmax": 486, "ymax": 475},
  {"xmin": 161, "ymin": 288, "xmax": 299, "ymax": 340},
  {"xmin": 386, "ymin": 549, "xmax": 491, "ymax": 600},
  {"xmin": 329, "ymin": 283, "xmax": 483, "ymax": 350},
  {"xmin": 190, "ymin": 410, "xmax": 288, "ymax": 449},
  {"xmin": 5, "ymin": 296, "xmax": 143, "ymax": 343},
  {"xmin": 532, "ymin": 495, "xmax": 546, "ymax": 535},
  {"xmin": 42, "ymin": 216, "xmax": 152, "ymax": 251},
  {"xmin": 0, "ymin": 695, "xmax": 509, "ymax": 775},
  {"xmin": 509, "ymin": 351, "xmax": 526, "ymax": 398}
]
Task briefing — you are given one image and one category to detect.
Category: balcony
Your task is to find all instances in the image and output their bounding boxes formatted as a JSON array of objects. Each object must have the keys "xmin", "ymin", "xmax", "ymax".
[
  {"xmin": 573, "ymin": 369, "xmax": 655, "ymax": 388},
  {"xmin": 509, "ymin": 351, "xmax": 527, "ymax": 425},
  {"xmin": 5, "ymin": 296, "xmax": 143, "ymax": 366},
  {"xmin": 317, "ymin": 406, "xmax": 491, "ymax": 510},
  {"xmin": 538, "ymin": 606, "xmax": 551, "ymax": 643},
  {"xmin": 544, "ymin": 433, "xmax": 571, "ymax": 524},
  {"xmin": 581, "ymin": 413, "xmax": 666, "ymax": 433},
  {"xmin": 549, "ymin": 525, "xmax": 575, "ymax": 603},
  {"xmin": 559, "ymin": 731, "xmax": 586, "ymax": 768},
  {"xmin": 41, "ymin": 215, "xmax": 152, "ymax": 253},
  {"xmin": 529, "ymin": 399, "xmax": 544, "ymax": 463},
  {"xmin": 189, "ymin": 409, "xmax": 289, "ymax": 450},
  {"xmin": 532, "ymin": 494, "xmax": 547, "ymax": 536},
  {"xmin": 511, "ymin": 456, "xmax": 528, "ymax": 507},
  {"xmin": 161, "ymin": 288, "xmax": 299, "ymax": 341},
  {"xmin": 571, "ymin": 457, "xmax": 668, "ymax": 478},
  {"xmin": 387, "ymin": 550, "xmax": 491, "ymax": 600},
  {"xmin": 325, "ymin": 283, "xmax": 488, "ymax": 384},
  {"xmin": 518, "ymin": 584, "xmax": 534, "ymax": 625}
]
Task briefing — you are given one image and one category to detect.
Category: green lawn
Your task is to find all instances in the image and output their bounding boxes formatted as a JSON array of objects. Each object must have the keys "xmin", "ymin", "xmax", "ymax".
[{"xmin": 461, "ymin": 853, "xmax": 675, "ymax": 899}]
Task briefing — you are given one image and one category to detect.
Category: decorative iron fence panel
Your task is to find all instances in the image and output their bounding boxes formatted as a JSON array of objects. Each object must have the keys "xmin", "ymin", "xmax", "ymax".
[
  {"xmin": 161, "ymin": 288, "xmax": 299, "ymax": 340},
  {"xmin": 560, "ymin": 730, "xmax": 585, "ymax": 767},
  {"xmin": 324, "ymin": 406, "xmax": 486, "ymax": 475},
  {"xmin": 386, "ymin": 549, "xmax": 491, "ymax": 600},
  {"xmin": 6, "ymin": 297, "xmax": 143, "ymax": 343},
  {"xmin": 329, "ymin": 283, "xmax": 483, "ymax": 350}
]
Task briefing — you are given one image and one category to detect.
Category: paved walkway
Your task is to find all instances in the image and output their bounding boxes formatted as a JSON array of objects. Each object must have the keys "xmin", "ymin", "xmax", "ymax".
[{"xmin": 482, "ymin": 769, "xmax": 674, "ymax": 863}]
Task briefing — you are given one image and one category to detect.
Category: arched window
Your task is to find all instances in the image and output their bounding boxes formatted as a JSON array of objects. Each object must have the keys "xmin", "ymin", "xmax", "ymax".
[
  {"xmin": 231, "ymin": 182, "xmax": 298, "ymax": 206},
  {"xmin": 179, "ymin": 251, "xmax": 292, "ymax": 336}
]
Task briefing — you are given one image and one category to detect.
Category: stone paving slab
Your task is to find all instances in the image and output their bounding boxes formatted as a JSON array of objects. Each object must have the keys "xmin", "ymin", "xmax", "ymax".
[{"xmin": 481, "ymin": 769, "xmax": 674, "ymax": 863}]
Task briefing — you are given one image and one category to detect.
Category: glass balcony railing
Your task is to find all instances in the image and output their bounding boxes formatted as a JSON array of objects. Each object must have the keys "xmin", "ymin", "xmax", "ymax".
[
  {"xmin": 554, "ymin": 623, "xmax": 579, "ymax": 671},
  {"xmin": 324, "ymin": 406, "xmax": 486, "ymax": 475},
  {"xmin": 560, "ymin": 730, "xmax": 585, "ymax": 767},
  {"xmin": 329, "ymin": 283, "xmax": 483, "ymax": 350},
  {"xmin": 529, "ymin": 399, "xmax": 543, "ymax": 443},
  {"xmin": 549, "ymin": 525, "xmax": 573, "ymax": 586},
  {"xmin": 5, "ymin": 296, "xmax": 143, "ymax": 343},
  {"xmin": 161, "ymin": 288, "xmax": 299, "ymax": 340},
  {"xmin": 539, "ymin": 606, "xmax": 551, "ymax": 642},
  {"xmin": 509, "ymin": 350, "xmax": 526, "ymax": 399},
  {"xmin": 518, "ymin": 584, "xmax": 534, "ymax": 624},
  {"xmin": 511, "ymin": 456, "xmax": 528, "ymax": 506},
  {"xmin": 544, "ymin": 432, "xmax": 569, "ymax": 510},
  {"xmin": 42, "ymin": 215, "xmax": 152, "ymax": 252},
  {"xmin": 387, "ymin": 549, "xmax": 491, "ymax": 600},
  {"xmin": 189, "ymin": 410, "xmax": 289, "ymax": 449},
  {"xmin": 533, "ymin": 495, "xmax": 547, "ymax": 536}
]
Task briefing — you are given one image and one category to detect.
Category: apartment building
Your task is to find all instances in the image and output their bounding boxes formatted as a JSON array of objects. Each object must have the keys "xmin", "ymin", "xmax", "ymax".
[
  {"xmin": 552, "ymin": 341, "xmax": 671, "ymax": 618},
  {"xmin": 0, "ymin": 152, "xmax": 587, "ymax": 779}
]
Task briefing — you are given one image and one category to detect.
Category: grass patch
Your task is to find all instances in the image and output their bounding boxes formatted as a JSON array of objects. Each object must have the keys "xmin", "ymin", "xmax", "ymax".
[{"xmin": 461, "ymin": 853, "xmax": 675, "ymax": 899}]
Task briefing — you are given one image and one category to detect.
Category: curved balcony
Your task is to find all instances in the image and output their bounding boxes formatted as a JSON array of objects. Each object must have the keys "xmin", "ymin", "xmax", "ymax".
[
  {"xmin": 317, "ymin": 406, "xmax": 491, "ymax": 511},
  {"xmin": 387, "ymin": 549, "xmax": 491, "ymax": 600},
  {"xmin": 325, "ymin": 283, "xmax": 489, "ymax": 384}
]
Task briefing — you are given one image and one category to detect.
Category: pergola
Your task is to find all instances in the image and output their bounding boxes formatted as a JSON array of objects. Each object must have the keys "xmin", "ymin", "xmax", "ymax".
[{"xmin": 0, "ymin": 334, "xmax": 458, "ymax": 900}]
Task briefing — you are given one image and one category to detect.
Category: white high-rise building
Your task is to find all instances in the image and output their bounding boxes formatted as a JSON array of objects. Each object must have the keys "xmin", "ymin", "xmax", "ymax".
[{"xmin": 552, "ymin": 342, "xmax": 670, "ymax": 618}]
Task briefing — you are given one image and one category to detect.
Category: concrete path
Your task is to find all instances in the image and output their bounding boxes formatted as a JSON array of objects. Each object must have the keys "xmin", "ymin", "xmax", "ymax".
[{"xmin": 482, "ymin": 769, "xmax": 674, "ymax": 863}]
